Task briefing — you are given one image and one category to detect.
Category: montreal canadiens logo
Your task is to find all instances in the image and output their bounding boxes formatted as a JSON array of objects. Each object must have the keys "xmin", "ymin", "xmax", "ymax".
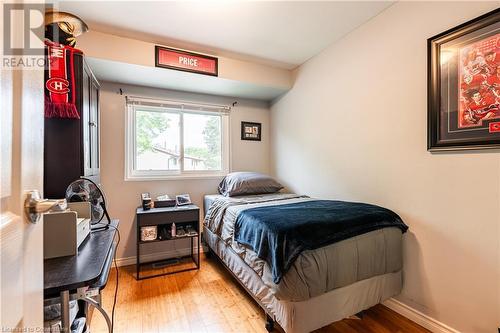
[
  {"xmin": 489, "ymin": 122, "xmax": 500, "ymax": 133},
  {"xmin": 46, "ymin": 78, "xmax": 70, "ymax": 94}
]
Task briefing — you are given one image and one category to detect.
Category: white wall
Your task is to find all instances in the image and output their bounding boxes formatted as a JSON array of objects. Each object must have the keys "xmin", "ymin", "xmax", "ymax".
[
  {"xmin": 77, "ymin": 30, "xmax": 292, "ymax": 96},
  {"xmin": 270, "ymin": 2, "xmax": 499, "ymax": 333},
  {"xmin": 100, "ymin": 82, "xmax": 270, "ymax": 260}
]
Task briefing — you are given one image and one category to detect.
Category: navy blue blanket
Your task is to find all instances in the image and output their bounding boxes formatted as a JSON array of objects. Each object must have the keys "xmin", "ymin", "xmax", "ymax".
[{"xmin": 234, "ymin": 200, "xmax": 408, "ymax": 284}]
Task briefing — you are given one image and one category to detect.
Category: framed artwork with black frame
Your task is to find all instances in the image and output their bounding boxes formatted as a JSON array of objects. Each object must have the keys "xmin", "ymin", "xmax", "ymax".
[
  {"xmin": 241, "ymin": 121, "xmax": 262, "ymax": 141},
  {"xmin": 428, "ymin": 8, "xmax": 500, "ymax": 151},
  {"xmin": 155, "ymin": 45, "xmax": 218, "ymax": 77}
]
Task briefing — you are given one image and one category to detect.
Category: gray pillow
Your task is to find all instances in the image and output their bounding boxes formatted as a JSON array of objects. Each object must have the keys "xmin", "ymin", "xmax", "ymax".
[{"xmin": 218, "ymin": 172, "xmax": 284, "ymax": 197}]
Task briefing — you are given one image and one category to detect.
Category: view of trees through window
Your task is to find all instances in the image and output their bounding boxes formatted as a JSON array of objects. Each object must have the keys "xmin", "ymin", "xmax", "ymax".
[{"xmin": 135, "ymin": 108, "xmax": 222, "ymax": 172}]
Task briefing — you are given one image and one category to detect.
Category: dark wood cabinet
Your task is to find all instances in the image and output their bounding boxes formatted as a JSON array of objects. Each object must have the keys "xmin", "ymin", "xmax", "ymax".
[{"xmin": 44, "ymin": 55, "xmax": 100, "ymax": 199}]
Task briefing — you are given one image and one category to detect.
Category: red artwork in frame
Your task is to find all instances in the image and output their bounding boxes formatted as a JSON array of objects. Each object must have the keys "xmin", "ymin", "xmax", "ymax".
[
  {"xmin": 458, "ymin": 33, "xmax": 499, "ymax": 129},
  {"xmin": 155, "ymin": 46, "xmax": 218, "ymax": 77},
  {"xmin": 428, "ymin": 8, "xmax": 500, "ymax": 151}
]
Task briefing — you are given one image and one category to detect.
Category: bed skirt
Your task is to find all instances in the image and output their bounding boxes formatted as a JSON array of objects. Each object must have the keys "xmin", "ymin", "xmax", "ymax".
[{"xmin": 203, "ymin": 226, "xmax": 402, "ymax": 333}]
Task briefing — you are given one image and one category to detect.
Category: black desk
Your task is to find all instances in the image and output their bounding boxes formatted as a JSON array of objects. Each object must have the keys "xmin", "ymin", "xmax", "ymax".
[{"xmin": 44, "ymin": 220, "xmax": 119, "ymax": 332}]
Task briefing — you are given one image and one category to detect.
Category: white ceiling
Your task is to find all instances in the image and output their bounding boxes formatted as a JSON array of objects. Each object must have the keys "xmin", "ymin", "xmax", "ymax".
[{"xmin": 57, "ymin": 1, "xmax": 393, "ymax": 69}]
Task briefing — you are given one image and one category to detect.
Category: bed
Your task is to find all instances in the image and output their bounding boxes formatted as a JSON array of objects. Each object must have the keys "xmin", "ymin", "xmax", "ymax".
[{"xmin": 203, "ymin": 191, "xmax": 407, "ymax": 333}]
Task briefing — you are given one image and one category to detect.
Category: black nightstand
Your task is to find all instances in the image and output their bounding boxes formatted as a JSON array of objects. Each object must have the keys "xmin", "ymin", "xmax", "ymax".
[{"xmin": 135, "ymin": 205, "xmax": 200, "ymax": 280}]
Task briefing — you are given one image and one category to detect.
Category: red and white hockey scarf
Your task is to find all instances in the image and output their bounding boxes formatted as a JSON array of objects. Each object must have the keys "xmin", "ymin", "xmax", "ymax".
[{"xmin": 44, "ymin": 40, "xmax": 82, "ymax": 119}]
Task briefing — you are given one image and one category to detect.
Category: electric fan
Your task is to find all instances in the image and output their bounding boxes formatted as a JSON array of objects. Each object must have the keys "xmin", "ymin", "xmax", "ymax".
[{"xmin": 66, "ymin": 177, "xmax": 111, "ymax": 230}]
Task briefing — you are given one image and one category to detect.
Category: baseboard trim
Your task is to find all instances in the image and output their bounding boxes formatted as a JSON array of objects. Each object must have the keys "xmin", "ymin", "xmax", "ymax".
[
  {"xmin": 383, "ymin": 298, "xmax": 461, "ymax": 333},
  {"xmin": 114, "ymin": 246, "xmax": 207, "ymax": 267}
]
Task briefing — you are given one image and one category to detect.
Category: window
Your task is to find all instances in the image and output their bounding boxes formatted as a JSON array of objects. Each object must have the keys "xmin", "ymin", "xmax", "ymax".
[{"xmin": 126, "ymin": 97, "xmax": 230, "ymax": 180}]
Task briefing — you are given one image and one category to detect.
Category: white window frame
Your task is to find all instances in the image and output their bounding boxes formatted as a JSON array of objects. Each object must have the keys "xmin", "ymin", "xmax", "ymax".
[{"xmin": 125, "ymin": 97, "xmax": 230, "ymax": 181}]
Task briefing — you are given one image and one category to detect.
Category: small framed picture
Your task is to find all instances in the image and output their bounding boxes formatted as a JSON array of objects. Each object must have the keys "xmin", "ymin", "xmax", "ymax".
[
  {"xmin": 141, "ymin": 192, "xmax": 153, "ymax": 210},
  {"xmin": 241, "ymin": 121, "xmax": 262, "ymax": 141},
  {"xmin": 176, "ymin": 194, "xmax": 192, "ymax": 206},
  {"xmin": 141, "ymin": 226, "xmax": 157, "ymax": 241}
]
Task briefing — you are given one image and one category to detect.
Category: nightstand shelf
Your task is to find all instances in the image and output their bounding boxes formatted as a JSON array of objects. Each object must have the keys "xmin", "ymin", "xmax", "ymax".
[
  {"xmin": 138, "ymin": 233, "xmax": 199, "ymax": 245},
  {"xmin": 135, "ymin": 205, "xmax": 200, "ymax": 280}
]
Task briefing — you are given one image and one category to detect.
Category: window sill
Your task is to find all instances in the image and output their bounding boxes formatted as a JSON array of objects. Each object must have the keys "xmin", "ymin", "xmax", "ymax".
[{"xmin": 124, "ymin": 173, "xmax": 226, "ymax": 182}]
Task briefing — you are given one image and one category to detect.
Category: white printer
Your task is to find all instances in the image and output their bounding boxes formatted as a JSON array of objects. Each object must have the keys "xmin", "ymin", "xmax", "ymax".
[{"xmin": 44, "ymin": 202, "xmax": 91, "ymax": 259}]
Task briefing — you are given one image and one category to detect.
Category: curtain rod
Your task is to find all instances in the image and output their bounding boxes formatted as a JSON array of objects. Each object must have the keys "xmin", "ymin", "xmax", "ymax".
[{"xmin": 126, "ymin": 95, "xmax": 232, "ymax": 111}]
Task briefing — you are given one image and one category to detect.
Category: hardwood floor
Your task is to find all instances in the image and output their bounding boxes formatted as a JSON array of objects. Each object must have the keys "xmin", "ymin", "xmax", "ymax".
[{"xmin": 90, "ymin": 255, "xmax": 430, "ymax": 333}]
